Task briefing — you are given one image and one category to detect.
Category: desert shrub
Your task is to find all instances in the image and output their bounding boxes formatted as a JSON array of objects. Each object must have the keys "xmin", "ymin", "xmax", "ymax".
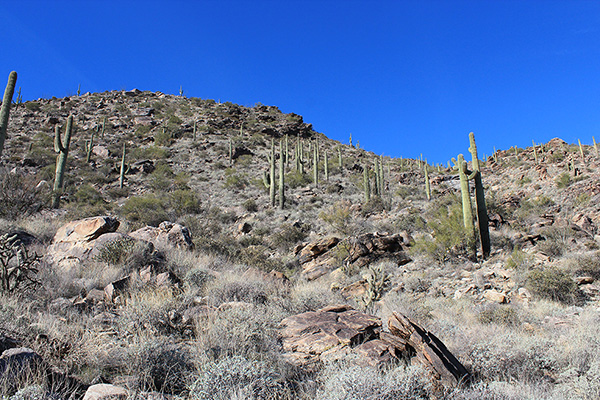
[
  {"xmin": 269, "ymin": 223, "xmax": 308, "ymax": 251},
  {"xmin": 72, "ymin": 184, "xmax": 106, "ymax": 206},
  {"xmin": 564, "ymin": 252, "xmax": 600, "ymax": 279},
  {"xmin": 464, "ymin": 334, "xmax": 556, "ymax": 384},
  {"xmin": 131, "ymin": 145, "xmax": 170, "ymax": 160},
  {"xmin": 95, "ymin": 237, "xmax": 136, "ymax": 265},
  {"xmin": 149, "ymin": 162, "xmax": 175, "ymax": 191},
  {"xmin": 154, "ymin": 128, "xmax": 172, "ymax": 146},
  {"xmin": 555, "ymin": 172, "xmax": 571, "ymax": 188},
  {"xmin": 189, "ymin": 356, "xmax": 291, "ymax": 400},
  {"xmin": 169, "ymin": 189, "xmax": 202, "ymax": 215},
  {"xmin": 286, "ymin": 170, "xmax": 312, "ymax": 189},
  {"xmin": 526, "ymin": 267, "xmax": 578, "ymax": 304},
  {"xmin": 24, "ymin": 101, "xmax": 41, "ymax": 112},
  {"xmin": 196, "ymin": 304, "xmax": 285, "ymax": 361},
  {"xmin": 318, "ymin": 362, "xmax": 433, "ymax": 400},
  {"xmin": 0, "ymin": 169, "xmax": 45, "ymax": 219},
  {"xmin": 121, "ymin": 195, "xmax": 168, "ymax": 227},
  {"xmin": 477, "ymin": 304, "xmax": 520, "ymax": 326},
  {"xmin": 223, "ymin": 168, "xmax": 248, "ymax": 190},
  {"xmin": 361, "ymin": 196, "xmax": 390, "ymax": 216},
  {"xmin": 237, "ymin": 245, "xmax": 284, "ymax": 272},
  {"xmin": 412, "ymin": 194, "xmax": 473, "ymax": 263},
  {"xmin": 129, "ymin": 341, "xmax": 195, "ymax": 394},
  {"xmin": 184, "ymin": 268, "xmax": 214, "ymax": 291},
  {"xmin": 243, "ymin": 198, "xmax": 258, "ymax": 212},
  {"xmin": 291, "ymin": 280, "xmax": 347, "ymax": 313},
  {"xmin": 395, "ymin": 211, "xmax": 427, "ymax": 234},
  {"xmin": 505, "ymin": 248, "xmax": 534, "ymax": 270},
  {"xmin": 320, "ymin": 200, "xmax": 353, "ymax": 235}
]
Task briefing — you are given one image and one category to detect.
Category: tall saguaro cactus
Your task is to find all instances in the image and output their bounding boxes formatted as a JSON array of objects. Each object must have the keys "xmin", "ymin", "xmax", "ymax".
[
  {"xmin": 269, "ymin": 139, "xmax": 276, "ymax": 207},
  {"xmin": 313, "ymin": 140, "xmax": 319, "ymax": 187},
  {"xmin": 452, "ymin": 154, "xmax": 476, "ymax": 254},
  {"xmin": 119, "ymin": 142, "xmax": 127, "ymax": 189},
  {"xmin": 468, "ymin": 132, "xmax": 490, "ymax": 258},
  {"xmin": 363, "ymin": 165, "xmax": 370, "ymax": 203},
  {"xmin": 52, "ymin": 116, "xmax": 74, "ymax": 208},
  {"xmin": 279, "ymin": 139, "xmax": 285, "ymax": 209},
  {"xmin": 0, "ymin": 71, "xmax": 17, "ymax": 158}
]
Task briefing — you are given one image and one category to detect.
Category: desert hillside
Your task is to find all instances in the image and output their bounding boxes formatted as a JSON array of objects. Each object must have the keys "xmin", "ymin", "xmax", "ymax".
[{"xmin": 1, "ymin": 89, "xmax": 599, "ymax": 399}]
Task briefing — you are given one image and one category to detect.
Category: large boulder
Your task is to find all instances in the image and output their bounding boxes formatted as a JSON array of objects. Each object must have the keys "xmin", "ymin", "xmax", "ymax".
[
  {"xmin": 129, "ymin": 221, "xmax": 194, "ymax": 250},
  {"xmin": 279, "ymin": 306, "xmax": 470, "ymax": 389},
  {"xmin": 296, "ymin": 232, "xmax": 411, "ymax": 280},
  {"xmin": 47, "ymin": 216, "xmax": 122, "ymax": 270}
]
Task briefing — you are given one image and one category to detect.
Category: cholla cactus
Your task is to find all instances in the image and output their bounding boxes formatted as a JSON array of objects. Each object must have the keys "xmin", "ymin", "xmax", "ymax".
[{"xmin": 0, "ymin": 234, "xmax": 40, "ymax": 293}]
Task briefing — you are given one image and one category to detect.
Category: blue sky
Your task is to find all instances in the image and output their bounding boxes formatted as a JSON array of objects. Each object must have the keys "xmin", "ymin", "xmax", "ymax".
[{"xmin": 1, "ymin": 1, "xmax": 599, "ymax": 164}]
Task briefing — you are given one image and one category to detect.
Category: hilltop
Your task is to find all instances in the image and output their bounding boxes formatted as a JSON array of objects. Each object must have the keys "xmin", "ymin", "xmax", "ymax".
[{"xmin": 0, "ymin": 89, "xmax": 599, "ymax": 399}]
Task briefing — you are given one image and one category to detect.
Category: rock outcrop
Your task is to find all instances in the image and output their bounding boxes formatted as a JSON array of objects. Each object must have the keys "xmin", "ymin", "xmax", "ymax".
[
  {"xmin": 296, "ymin": 232, "xmax": 411, "ymax": 280},
  {"xmin": 279, "ymin": 305, "xmax": 470, "ymax": 388},
  {"xmin": 130, "ymin": 221, "xmax": 194, "ymax": 250}
]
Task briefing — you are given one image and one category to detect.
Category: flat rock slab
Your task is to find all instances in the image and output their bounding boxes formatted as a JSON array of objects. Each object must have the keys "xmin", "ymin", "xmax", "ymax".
[{"xmin": 280, "ymin": 306, "xmax": 470, "ymax": 389}]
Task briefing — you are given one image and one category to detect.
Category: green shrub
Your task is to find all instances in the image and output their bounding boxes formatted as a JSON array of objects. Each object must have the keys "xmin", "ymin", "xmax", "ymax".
[
  {"xmin": 73, "ymin": 184, "xmax": 106, "ymax": 206},
  {"xmin": 243, "ymin": 199, "xmax": 258, "ymax": 212},
  {"xmin": 169, "ymin": 189, "xmax": 202, "ymax": 215},
  {"xmin": 320, "ymin": 200, "xmax": 353, "ymax": 235},
  {"xmin": 555, "ymin": 172, "xmax": 571, "ymax": 188},
  {"xmin": 95, "ymin": 237, "xmax": 136, "ymax": 265},
  {"xmin": 526, "ymin": 266, "xmax": 578, "ymax": 304},
  {"xmin": 223, "ymin": 168, "xmax": 248, "ymax": 190},
  {"xmin": 121, "ymin": 195, "xmax": 168, "ymax": 226}
]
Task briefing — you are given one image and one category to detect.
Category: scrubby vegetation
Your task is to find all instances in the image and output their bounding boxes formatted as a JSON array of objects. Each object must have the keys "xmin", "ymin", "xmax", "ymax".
[{"xmin": 0, "ymin": 87, "xmax": 599, "ymax": 399}]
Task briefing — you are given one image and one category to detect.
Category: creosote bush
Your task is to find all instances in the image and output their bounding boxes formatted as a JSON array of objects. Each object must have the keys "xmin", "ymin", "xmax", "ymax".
[{"xmin": 526, "ymin": 266, "xmax": 579, "ymax": 304}]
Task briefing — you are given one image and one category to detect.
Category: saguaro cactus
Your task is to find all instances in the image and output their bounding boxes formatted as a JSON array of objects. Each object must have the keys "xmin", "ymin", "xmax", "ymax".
[
  {"xmin": 85, "ymin": 127, "xmax": 97, "ymax": 163},
  {"xmin": 374, "ymin": 158, "xmax": 380, "ymax": 196},
  {"xmin": 578, "ymin": 139, "xmax": 585, "ymax": 165},
  {"xmin": 119, "ymin": 142, "xmax": 127, "ymax": 189},
  {"xmin": 424, "ymin": 167, "xmax": 431, "ymax": 201},
  {"xmin": 279, "ymin": 139, "xmax": 285, "ymax": 209},
  {"xmin": 313, "ymin": 140, "xmax": 318, "ymax": 187},
  {"xmin": 52, "ymin": 116, "xmax": 74, "ymax": 208},
  {"xmin": 363, "ymin": 165, "xmax": 370, "ymax": 203},
  {"xmin": 324, "ymin": 151, "xmax": 329, "ymax": 181},
  {"xmin": 452, "ymin": 154, "xmax": 475, "ymax": 252},
  {"xmin": 269, "ymin": 139, "xmax": 276, "ymax": 207},
  {"xmin": 468, "ymin": 132, "xmax": 490, "ymax": 258},
  {"xmin": 0, "ymin": 71, "xmax": 17, "ymax": 158}
]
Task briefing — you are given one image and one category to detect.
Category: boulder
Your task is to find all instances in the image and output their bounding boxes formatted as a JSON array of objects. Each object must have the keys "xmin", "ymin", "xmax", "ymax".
[
  {"xmin": 47, "ymin": 217, "xmax": 126, "ymax": 270},
  {"xmin": 83, "ymin": 384, "xmax": 128, "ymax": 400},
  {"xmin": 129, "ymin": 221, "xmax": 193, "ymax": 250},
  {"xmin": 388, "ymin": 313, "xmax": 471, "ymax": 387},
  {"xmin": 296, "ymin": 233, "xmax": 411, "ymax": 280},
  {"xmin": 279, "ymin": 306, "xmax": 470, "ymax": 388},
  {"xmin": 52, "ymin": 216, "xmax": 119, "ymax": 244}
]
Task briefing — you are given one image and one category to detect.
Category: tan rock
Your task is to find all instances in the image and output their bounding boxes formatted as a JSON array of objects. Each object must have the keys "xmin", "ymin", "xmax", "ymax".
[
  {"xmin": 83, "ymin": 384, "xmax": 128, "ymax": 400},
  {"xmin": 484, "ymin": 289, "xmax": 507, "ymax": 303},
  {"xmin": 129, "ymin": 221, "xmax": 193, "ymax": 250}
]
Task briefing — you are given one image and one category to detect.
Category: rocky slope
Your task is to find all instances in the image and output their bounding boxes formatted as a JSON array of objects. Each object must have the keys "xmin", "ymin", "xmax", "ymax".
[{"xmin": 0, "ymin": 90, "xmax": 599, "ymax": 398}]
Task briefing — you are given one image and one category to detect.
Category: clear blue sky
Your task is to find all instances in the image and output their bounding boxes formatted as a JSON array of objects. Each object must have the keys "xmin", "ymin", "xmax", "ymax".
[{"xmin": 1, "ymin": 1, "xmax": 599, "ymax": 164}]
